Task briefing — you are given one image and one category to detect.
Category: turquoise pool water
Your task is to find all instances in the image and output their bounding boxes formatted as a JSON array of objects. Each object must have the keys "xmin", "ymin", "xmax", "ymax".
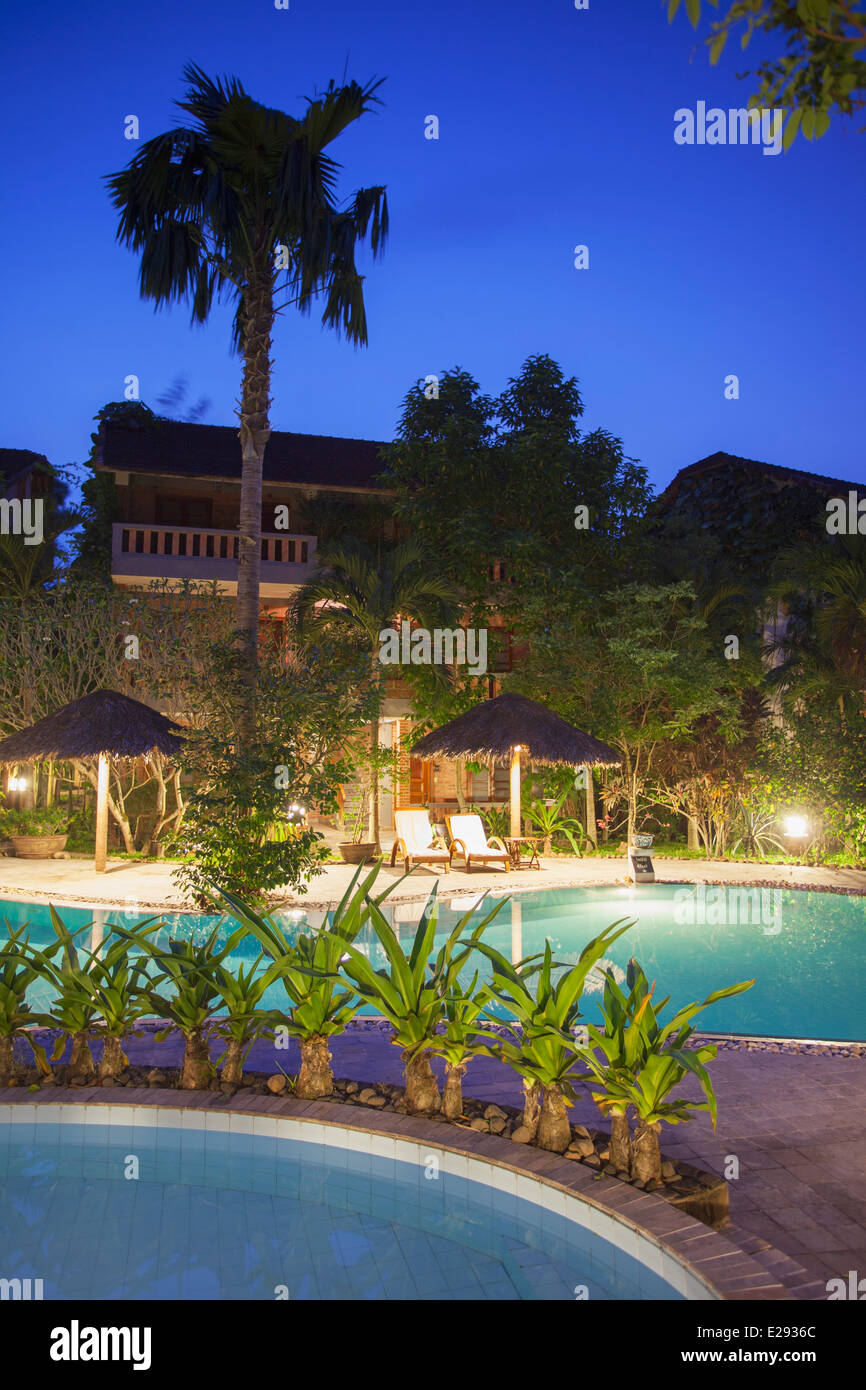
[
  {"xmin": 3, "ymin": 883, "xmax": 865, "ymax": 1040},
  {"xmin": 0, "ymin": 1119, "xmax": 682, "ymax": 1300}
]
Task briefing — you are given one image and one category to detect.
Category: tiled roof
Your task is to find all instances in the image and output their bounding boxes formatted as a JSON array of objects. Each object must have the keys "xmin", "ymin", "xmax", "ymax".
[
  {"xmin": 661, "ymin": 450, "xmax": 861, "ymax": 498},
  {"xmin": 0, "ymin": 447, "xmax": 50, "ymax": 482},
  {"xmin": 98, "ymin": 420, "xmax": 390, "ymax": 490}
]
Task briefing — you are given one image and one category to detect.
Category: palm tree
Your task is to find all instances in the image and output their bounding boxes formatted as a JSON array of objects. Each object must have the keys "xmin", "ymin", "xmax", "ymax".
[
  {"xmin": 107, "ymin": 64, "xmax": 389, "ymax": 662},
  {"xmin": 293, "ymin": 538, "xmax": 460, "ymax": 852}
]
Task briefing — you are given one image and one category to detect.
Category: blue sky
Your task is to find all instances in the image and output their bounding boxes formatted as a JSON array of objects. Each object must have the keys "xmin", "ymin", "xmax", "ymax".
[{"xmin": 1, "ymin": 0, "xmax": 864, "ymax": 495}]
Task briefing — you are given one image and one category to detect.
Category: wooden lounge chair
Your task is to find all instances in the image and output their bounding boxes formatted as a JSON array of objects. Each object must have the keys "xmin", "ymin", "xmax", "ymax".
[
  {"xmin": 446, "ymin": 813, "xmax": 509, "ymax": 872},
  {"xmin": 390, "ymin": 808, "xmax": 452, "ymax": 874}
]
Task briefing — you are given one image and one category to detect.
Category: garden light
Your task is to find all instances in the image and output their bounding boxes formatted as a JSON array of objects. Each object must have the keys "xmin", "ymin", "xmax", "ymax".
[
  {"xmin": 8, "ymin": 776, "xmax": 26, "ymax": 791},
  {"xmin": 784, "ymin": 815, "xmax": 808, "ymax": 838}
]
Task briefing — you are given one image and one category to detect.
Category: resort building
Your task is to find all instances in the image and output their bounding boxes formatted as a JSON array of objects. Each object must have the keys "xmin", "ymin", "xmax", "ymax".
[{"xmin": 92, "ymin": 424, "xmax": 861, "ymax": 834}]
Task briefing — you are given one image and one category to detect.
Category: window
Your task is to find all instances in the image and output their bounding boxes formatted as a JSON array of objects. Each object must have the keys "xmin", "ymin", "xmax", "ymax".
[
  {"xmin": 492, "ymin": 762, "xmax": 510, "ymax": 801},
  {"xmin": 470, "ymin": 766, "xmax": 489, "ymax": 801}
]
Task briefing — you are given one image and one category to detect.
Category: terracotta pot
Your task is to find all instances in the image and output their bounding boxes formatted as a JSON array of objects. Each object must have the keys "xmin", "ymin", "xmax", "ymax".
[
  {"xmin": 338, "ymin": 842, "xmax": 377, "ymax": 864},
  {"xmin": 10, "ymin": 834, "xmax": 68, "ymax": 859}
]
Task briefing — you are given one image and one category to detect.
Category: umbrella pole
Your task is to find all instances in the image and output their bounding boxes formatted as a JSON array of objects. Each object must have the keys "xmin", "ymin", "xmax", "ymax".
[
  {"xmin": 510, "ymin": 746, "xmax": 522, "ymax": 840},
  {"xmin": 94, "ymin": 754, "xmax": 109, "ymax": 874}
]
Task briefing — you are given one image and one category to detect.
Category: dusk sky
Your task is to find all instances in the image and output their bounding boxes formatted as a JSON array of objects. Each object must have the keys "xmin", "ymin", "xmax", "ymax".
[{"xmin": 2, "ymin": 0, "xmax": 864, "ymax": 496}]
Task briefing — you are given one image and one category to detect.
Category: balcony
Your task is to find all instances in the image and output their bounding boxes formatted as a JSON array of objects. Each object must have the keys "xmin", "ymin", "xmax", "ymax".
[{"xmin": 111, "ymin": 523, "xmax": 318, "ymax": 597}]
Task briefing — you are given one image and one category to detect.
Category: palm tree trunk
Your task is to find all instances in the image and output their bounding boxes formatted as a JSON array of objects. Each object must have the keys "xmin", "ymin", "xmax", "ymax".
[
  {"xmin": 236, "ymin": 268, "xmax": 275, "ymax": 666},
  {"xmin": 442, "ymin": 1061, "xmax": 465, "ymax": 1120},
  {"xmin": 97, "ymin": 1034, "xmax": 128, "ymax": 1083},
  {"xmin": 221, "ymin": 1037, "xmax": 245, "ymax": 1087},
  {"xmin": 181, "ymin": 1027, "xmax": 214, "ymax": 1090},
  {"xmin": 610, "ymin": 1112, "xmax": 631, "ymax": 1172},
  {"xmin": 69, "ymin": 1031, "xmax": 95, "ymax": 1085},
  {"xmin": 537, "ymin": 1083, "xmax": 572, "ymax": 1152},
  {"xmin": 297, "ymin": 1035, "xmax": 334, "ymax": 1098},
  {"xmin": 0, "ymin": 1034, "xmax": 15, "ymax": 1086},
  {"xmin": 368, "ymin": 652, "xmax": 381, "ymax": 852},
  {"xmin": 402, "ymin": 1048, "xmax": 440, "ymax": 1114},
  {"xmin": 521, "ymin": 1078, "xmax": 541, "ymax": 1138},
  {"xmin": 631, "ymin": 1118, "xmax": 662, "ymax": 1185}
]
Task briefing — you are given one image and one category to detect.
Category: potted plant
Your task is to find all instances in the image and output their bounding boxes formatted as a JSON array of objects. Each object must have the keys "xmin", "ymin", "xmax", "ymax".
[
  {"xmin": 1, "ymin": 805, "xmax": 70, "ymax": 858},
  {"xmin": 337, "ymin": 786, "xmax": 376, "ymax": 864}
]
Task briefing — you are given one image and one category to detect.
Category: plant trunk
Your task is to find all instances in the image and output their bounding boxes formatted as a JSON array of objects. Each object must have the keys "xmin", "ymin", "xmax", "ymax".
[
  {"xmin": 236, "ymin": 267, "xmax": 275, "ymax": 677},
  {"xmin": 610, "ymin": 1111, "xmax": 632, "ymax": 1173},
  {"xmin": 0, "ymin": 1034, "xmax": 14, "ymax": 1085},
  {"xmin": 441, "ymin": 1061, "xmax": 465, "ymax": 1120},
  {"xmin": 537, "ymin": 1083, "xmax": 572, "ymax": 1152},
  {"xmin": 631, "ymin": 1118, "xmax": 663, "ymax": 1185},
  {"xmin": 521, "ymin": 1078, "xmax": 541, "ymax": 1138},
  {"xmin": 402, "ymin": 1048, "xmax": 440, "ymax": 1114},
  {"xmin": 69, "ymin": 1030, "xmax": 95, "ymax": 1084},
  {"xmin": 221, "ymin": 1037, "xmax": 245, "ymax": 1087},
  {"xmin": 97, "ymin": 1033, "xmax": 128, "ymax": 1083},
  {"xmin": 297, "ymin": 1035, "xmax": 334, "ymax": 1099},
  {"xmin": 368, "ymin": 699, "xmax": 381, "ymax": 855},
  {"xmin": 181, "ymin": 1027, "xmax": 214, "ymax": 1091}
]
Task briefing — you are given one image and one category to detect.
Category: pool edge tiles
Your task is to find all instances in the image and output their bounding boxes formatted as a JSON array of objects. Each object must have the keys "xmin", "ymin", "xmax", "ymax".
[{"xmin": 0, "ymin": 1091, "xmax": 795, "ymax": 1301}]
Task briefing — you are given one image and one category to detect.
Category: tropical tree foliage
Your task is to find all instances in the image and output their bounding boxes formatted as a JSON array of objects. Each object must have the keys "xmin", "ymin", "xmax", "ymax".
[{"xmin": 667, "ymin": 0, "xmax": 866, "ymax": 144}]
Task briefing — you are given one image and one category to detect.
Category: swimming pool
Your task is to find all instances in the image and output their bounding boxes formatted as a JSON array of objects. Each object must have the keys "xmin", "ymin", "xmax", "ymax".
[
  {"xmin": 0, "ymin": 1110, "xmax": 701, "ymax": 1300},
  {"xmin": 3, "ymin": 882, "xmax": 865, "ymax": 1041}
]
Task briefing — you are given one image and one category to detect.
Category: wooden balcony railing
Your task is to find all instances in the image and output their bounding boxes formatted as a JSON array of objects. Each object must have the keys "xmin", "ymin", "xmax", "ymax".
[{"xmin": 116, "ymin": 524, "xmax": 312, "ymax": 564}]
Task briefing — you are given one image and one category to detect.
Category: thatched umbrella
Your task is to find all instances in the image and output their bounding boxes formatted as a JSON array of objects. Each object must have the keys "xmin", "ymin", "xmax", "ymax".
[
  {"xmin": 0, "ymin": 690, "xmax": 184, "ymax": 873},
  {"xmin": 410, "ymin": 692, "xmax": 620, "ymax": 839}
]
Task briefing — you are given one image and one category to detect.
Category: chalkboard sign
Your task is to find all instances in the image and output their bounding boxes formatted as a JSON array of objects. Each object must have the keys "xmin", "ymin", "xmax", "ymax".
[{"xmin": 631, "ymin": 855, "xmax": 653, "ymax": 873}]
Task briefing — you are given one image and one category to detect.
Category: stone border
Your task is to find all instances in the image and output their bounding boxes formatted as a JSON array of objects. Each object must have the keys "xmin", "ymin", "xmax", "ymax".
[
  {"xmin": 0, "ymin": 1084, "xmax": 809, "ymax": 1301},
  {"xmin": 3, "ymin": 865, "xmax": 866, "ymax": 916}
]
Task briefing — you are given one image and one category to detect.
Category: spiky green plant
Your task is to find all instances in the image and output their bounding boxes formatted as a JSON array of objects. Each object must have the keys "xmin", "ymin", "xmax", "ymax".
[
  {"xmin": 22, "ymin": 907, "xmax": 156, "ymax": 1085},
  {"xmin": 214, "ymin": 863, "xmax": 391, "ymax": 1097},
  {"xmin": 0, "ymin": 924, "xmax": 55, "ymax": 1085},
  {"xmin": 338, "ymin": 877, "xmax": 507, "ymax": 1114},
  {"xmin": 431, "ymin": 972, "xmax": 500, "ymax": 1120},
  {"xmin": 114, "ymin": 924, "xmax": 247, "ymax": 1089},
  {"xmin": 577, "ymin": 958, "xmax": 754, "ymax": 1183},
  {"xmin": 474, "ymin": 921, "xmax": 634, "ymax": 1151},
  {"xmin": 206, "ymin": 949, "xmax": 290, "ymax": 1086}
]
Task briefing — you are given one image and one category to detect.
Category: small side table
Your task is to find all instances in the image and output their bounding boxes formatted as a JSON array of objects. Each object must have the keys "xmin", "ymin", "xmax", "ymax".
[{"xmin": 503, "ymin": 836, "xmax": 543, "ymax": 870}]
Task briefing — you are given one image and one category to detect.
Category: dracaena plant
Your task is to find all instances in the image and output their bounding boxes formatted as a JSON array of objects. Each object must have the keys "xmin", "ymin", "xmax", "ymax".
[
  {"xmin": 38, "ymin": 909, "xmax": 163, "ymax": 1082},
  {"xmin": 338, "ymin": 877, "xmax": 507, "ymax": 1115},
  {"xmin": 205, "ymin": 949, "xmax": 290, "ymax": 1087},
  {"xmin": 114, "ymin": 924, "xmax": 247, "ymax": 1090},
  {"xmin": 431, "ymin": 972, "xmax": 500, "ymax": 1121},
  {"xmin": 474, "ymin": 920, "xmax": 634, "ymax": 1152},
  {"xmin": 22, "ymin": 907, "xmax": 140, "ymax": 1086},
  {"xmin": 0, "ymin": 924, "xmax": 55, "ymax": 1086},
  {"xmin": 214, "ymin": 863, "xmax": 391, "ymax": 1098},
  {"xmin": 577, "ymin": 958, "xmax": 754, "ymax": 1184}
]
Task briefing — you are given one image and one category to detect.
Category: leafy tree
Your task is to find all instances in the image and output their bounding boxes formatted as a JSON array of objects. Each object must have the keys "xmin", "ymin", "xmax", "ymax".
[
  {"xmin": 173, "ymin": 638, "xmax": 375, "ymax": 904},
  {"xmin": 107, "ymin": 63, "xmax": 388, "ymax": 660},
  {"xmin": 292, "ymin": 538, "xmax": 460, "ymax": 852},
  {"xmin": 667, "ymin": 0, "xmax": 866, "ymax": 145},
  {"xmin": 766, "ymin": 532, "xmax": 866, "ymax": 717}
]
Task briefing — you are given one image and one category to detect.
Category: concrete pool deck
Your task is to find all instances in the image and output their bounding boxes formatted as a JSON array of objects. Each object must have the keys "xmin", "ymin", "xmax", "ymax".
[{"xmin": 2, "ymin": 850, "xmax": 866, "ymax": 912}]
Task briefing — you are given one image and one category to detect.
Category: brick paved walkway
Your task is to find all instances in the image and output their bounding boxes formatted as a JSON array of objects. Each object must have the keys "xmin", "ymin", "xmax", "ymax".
[{"xmin": 43, "ymin": 1025, "xmax": 862, "ymax": 1297}]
